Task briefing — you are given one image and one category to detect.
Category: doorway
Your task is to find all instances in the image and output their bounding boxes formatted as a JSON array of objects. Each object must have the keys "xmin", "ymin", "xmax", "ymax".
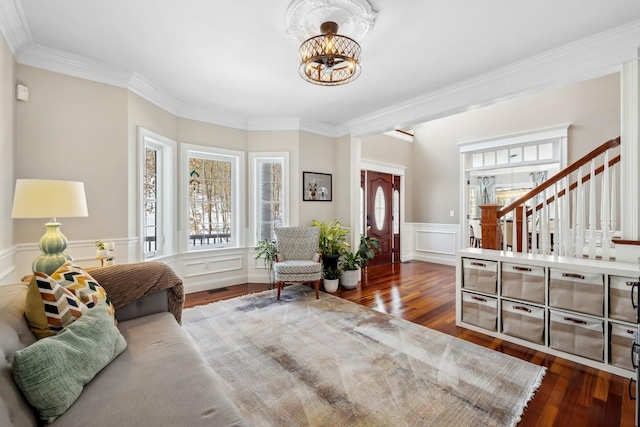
[{"xmin": 361, "ymin": 170, "xmax": 400, "ymax": 267}]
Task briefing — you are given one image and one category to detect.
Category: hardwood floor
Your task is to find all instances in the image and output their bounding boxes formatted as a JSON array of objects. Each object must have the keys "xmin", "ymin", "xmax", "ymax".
[{"xmin": 185, "ymin": 261, "xmax": 636, "ymax": 427}]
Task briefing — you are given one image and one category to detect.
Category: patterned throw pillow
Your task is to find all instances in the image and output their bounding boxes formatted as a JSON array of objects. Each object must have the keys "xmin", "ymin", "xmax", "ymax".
[
  {"xmin": 51, "ymin": 262, "xmax": 116, "ymax": 323},
  {"xmin": 25, "ymin": 273, "xmax": 89, "ymax": 339}
]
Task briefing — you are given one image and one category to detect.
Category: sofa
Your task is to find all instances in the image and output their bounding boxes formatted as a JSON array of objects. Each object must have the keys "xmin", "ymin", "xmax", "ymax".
[{"xmin": 0, "ymin": 262, "xmax": 247, "ymax": 426}]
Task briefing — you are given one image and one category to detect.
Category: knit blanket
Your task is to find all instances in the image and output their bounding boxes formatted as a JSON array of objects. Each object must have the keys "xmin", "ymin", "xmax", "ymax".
[{"xmin": 91, "ymin": 262, "xmax": 184, "ymax": 324}]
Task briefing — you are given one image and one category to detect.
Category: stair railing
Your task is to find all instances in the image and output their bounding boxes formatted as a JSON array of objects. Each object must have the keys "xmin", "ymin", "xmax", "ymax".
[{"xmin": 480, "ymin": 137, "xmax": 620, "ymax": 260}]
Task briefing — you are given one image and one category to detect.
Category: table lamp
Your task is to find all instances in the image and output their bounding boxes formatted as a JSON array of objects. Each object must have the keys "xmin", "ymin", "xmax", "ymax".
[{"xmin": 12, "ymin": 179, "xmax": 88, "ymax": 275}]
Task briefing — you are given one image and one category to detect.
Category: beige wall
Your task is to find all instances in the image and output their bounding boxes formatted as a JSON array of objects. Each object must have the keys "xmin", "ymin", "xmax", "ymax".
[
  {"xmin": 8, "ymin": 49, "xmax": 621, "ymax": 264},
  {"xmin": 299, "ymin": 131, "xmax": 337, "ymax": 227},
  {"xmin": 412, "ymin": 73, "xmax": 621, "ymax": 224},
  {"xmin": 1, "ymin": 36, "xmax": 15, "ymax": 250},
  {"xmin": 15, "ymin": 65, "xmax": 128, "ymax": 244}
]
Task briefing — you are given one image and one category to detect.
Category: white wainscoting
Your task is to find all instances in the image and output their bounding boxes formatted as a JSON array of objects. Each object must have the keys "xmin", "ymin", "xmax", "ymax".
[
  {"xmin": 0, "ymin": 246, "xmax": 17, "ymax": 285},
  {"xmin": 406, "ymin": 223, "xmax": 462, "ymax": 266},
  {"xmin": 180, "ymin": 249, "xmax": 247, "ymax": 294}
]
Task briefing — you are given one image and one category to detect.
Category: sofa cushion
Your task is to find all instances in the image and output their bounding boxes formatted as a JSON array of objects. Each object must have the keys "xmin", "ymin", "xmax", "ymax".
[
  {"xmin": 13, "ymin": 304, "xmax": 126, "ymax": 423},
  {"xmin": 25, "ymin": 273, "xmax": 88, "ymax": 339},
  {"xmin": 0, "ymin": 284, "xmax": 39, "ymax": 427},
  {"xmin": 51, "ymin": 312, "xmax": 247, "ymax": 426},
  {"xmin": 51, "ymin": 262, "xmax": 116, "ymax": 321}
]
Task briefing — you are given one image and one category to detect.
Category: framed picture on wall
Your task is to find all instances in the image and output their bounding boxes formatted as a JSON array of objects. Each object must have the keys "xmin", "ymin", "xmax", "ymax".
[{"xmin": 303, "ymin": 172, "xmax": 332, "ymax": 201}]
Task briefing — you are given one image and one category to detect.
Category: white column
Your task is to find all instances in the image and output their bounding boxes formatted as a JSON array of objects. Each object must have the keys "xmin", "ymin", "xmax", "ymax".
[{"xmin": 621, "ymin": 58, "xmax": 640, "ymax": 240}]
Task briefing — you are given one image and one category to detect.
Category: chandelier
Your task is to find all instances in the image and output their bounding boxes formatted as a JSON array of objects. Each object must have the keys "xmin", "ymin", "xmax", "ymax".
[{"xmin": 298, "ymin": 21, "xmax": 362, "ymax": 86}]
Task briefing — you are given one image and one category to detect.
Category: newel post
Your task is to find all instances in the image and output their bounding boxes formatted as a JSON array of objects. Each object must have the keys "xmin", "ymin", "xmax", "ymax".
[{"xmin": 480, "ymin": 204, "xmax": 501, "ymax": 250}]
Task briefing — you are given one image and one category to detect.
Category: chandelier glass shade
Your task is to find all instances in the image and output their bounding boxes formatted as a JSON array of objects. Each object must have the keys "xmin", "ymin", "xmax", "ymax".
[{"xmin": 298, "ymin": 21, "xmax": 361, "ymax": 86}]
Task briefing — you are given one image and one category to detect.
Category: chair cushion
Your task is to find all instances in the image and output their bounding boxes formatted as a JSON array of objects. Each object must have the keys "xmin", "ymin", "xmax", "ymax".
[
  {"xmin": 274, "ymin": 227, "xmax": 320, "ymax": 261},
  {"xmin": 274, "ymin": 260, "xmax": 322, "ymax": 275}
]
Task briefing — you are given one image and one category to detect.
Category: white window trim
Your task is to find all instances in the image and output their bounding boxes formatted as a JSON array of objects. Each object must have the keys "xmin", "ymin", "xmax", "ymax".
[
  {"xmin": 181, "ymin": 143, "xmax": 245, "ymax": 252},
  {"xmin": 138, "ymin": 127, "xmax": 177, "ymax": 260},
  {"xmin": 248, "ymin": 152, "xmax": 290, "ymax": 246},
  {"xmin": 458, "ymin": 125, "xmax": 569, "ymax": 246}
]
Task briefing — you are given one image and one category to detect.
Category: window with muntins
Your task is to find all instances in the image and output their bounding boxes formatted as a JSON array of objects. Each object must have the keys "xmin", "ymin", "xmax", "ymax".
[
  {"xmin": 139, "ymin": 128, "xmax": 176, "ymax": 259},
  {"xmin": 253, "ymin": 156, "xmax": 286, "ymax": 242},
  {"xmin": 185, "ymin": 146, "xmax": 243, "ymax": 250},
  {"xmin": 143, "ymin": 147, "xmax": 158, "ymax": 255}
]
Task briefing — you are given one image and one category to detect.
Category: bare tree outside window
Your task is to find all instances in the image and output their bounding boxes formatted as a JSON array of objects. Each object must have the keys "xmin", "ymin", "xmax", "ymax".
[
  {"xmin": 143, "ymin": 148, "xmax": 157, "ymax": 254},
  {"xmin": 189, "ymin": 156, "xmax": 233, "ymax": 247},
  {"xmin": 259, "ymin": 161, "xmax": 283, "ymax": 241}
]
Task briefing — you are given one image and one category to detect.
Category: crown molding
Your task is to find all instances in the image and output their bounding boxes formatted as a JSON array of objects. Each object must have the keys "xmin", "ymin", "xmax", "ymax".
[
  {"xmin": 345, "ymin": 20, "xmax": 640, "ymax": 138},
  {"xmin": 0, "ymin": 0, "xmax": 31, "ymax": 56},
  {"xmin": 299, "ymin": 118, "xmax": 348, "ymax": 138},
  {"xmin": 19, "ymin": 44, "xmax": 132, "ymax": 88},
  {"xmin": 3, "ymin": 8, "xmax": 639, "ymax": 140}
]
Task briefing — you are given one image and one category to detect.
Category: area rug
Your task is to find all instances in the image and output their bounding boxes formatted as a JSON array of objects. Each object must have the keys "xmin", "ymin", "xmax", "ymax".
[{"xmin": 182, "ymin": 286, "xmax": 545, "ymax": 426}]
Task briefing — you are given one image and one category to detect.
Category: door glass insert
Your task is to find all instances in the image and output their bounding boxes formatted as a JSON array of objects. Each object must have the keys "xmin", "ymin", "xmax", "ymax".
[{"xmin": 374, "ymin": 186, "xmax": 385, "ymax": 230}]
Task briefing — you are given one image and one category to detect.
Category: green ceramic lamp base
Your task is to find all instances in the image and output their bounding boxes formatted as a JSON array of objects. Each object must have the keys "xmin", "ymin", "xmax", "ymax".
[{"xmin": 32, "ymin": 221, "xmax": 74, "ymax": 275}]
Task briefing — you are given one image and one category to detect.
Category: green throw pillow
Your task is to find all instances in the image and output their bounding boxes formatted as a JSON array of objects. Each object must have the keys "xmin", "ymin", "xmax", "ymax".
[{"xmin": 12, "ymin": 304, "xmax": 127, "ymax": 423}]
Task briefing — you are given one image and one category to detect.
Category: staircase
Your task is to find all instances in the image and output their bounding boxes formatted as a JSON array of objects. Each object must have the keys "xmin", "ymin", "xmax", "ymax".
[{"xmin": 480, "ymin": 136, "xmax": 621, "ymax": 260}]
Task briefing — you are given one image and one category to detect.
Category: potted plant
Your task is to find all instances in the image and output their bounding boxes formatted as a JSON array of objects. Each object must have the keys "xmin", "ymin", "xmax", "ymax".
[
  {"xmin": 312, "ymin": 219, "xmax": 350, "ymax": 271},
  {"xmin": 323, "ymin": 267, "xmax": 341, "ymax": 293},
  {"xmin": 339, "ymin": 250, "xmax": 361, "ymax": 289},
  {"xmin": 104, "ymin": 256, "xmax": 115, "ymax": 267},
  {"xmin": 357, "ymin": 233, "xmax": 381, "ymax": 270},
  {"xmin": 94, "ymin": 240, "xmax": 109, "ymax": 259},
  {"xmin": 254, "ymin": 239, "xmax": 278, "ymax": 286}
]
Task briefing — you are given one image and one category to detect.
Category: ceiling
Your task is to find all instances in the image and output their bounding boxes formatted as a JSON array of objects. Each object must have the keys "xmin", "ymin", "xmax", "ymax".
[{"xmin": 2, "ymin": 1, "xmax": 640, "ymax": 137}]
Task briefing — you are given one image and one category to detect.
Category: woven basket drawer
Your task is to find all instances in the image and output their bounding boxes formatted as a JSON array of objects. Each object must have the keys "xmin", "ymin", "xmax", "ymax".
[
  {"xmin": 609, "ymin": 323, "xmax": 636, "ymax": 371},
  {"xmin": 501, "ymin": 300, "xmax": 545, "ymax": 345},
  {"xmin": 549, "ymin": 269, "xmax": 603, "ymax": 316},
  {"xmin": 609, "ymin": 276, "xmax": 638, "ymax": 323},
  {"xmin": 462, "ymin": 259, "xmax": 497, "ymax": 295},
  {"xmin": 462, "ymin": 292, "xmax": 497, "ymax": 332},
  {"xmin": 501, "ymin": 263, "xmax": 545, "ymax": 304},
  {"xmin": 549, "ymin": 310, "xmax": 603, "ymax": 361}
]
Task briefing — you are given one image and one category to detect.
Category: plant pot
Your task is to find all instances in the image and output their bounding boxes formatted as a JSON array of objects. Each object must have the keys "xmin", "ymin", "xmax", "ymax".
[
  {"xmin": 340, "ymin": 269, "xmax": 359, "ymax": 289},
  {"xmin": 103, "ymin": 260, "xmax": 115, "ymax": 267},
  {"xmin": 323, "ymin": 278, "xmax": 339, "ymax": 293},
  {"xmin": 96, "ymin": 249, "xmax": 109, "ymax": 259},
  {"xmin": 322, "ymin": 254, "xmax": 340, "ymax": 271}
]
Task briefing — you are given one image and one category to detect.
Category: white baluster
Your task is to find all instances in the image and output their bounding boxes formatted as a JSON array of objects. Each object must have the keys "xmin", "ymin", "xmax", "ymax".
[
  {"xmin": 541, "ymin": 190, "xmax": 549, "ymax": 254},
  {"xmin": 611, "ymin": 162, "xmax": 617, "ymax": 242},
  {"xmin": 511, "ymin": 210, "xmax": 517, "ymax": 252},
  {"xmin": 521, "ymin": 205, "xmax": 528, "ymax": 254},
  {"xmin": 553, "ymin": 181, "xmax": 559, "ymax": 255},
  {"xmin": 575, "ymin": 166, "xmax": 584, "ymax": 258},
  {"xmin": 562, "ymin": 176, "xmax": 571, "ymax": 257},
  {"xmin": 601, "ymin": 151, "xmax": 611, "ymax": 260},
  {"xmin": 531, "ymin": 198, "xmax": 538, "ymax": 254},
  {"xmin": 588, "ymin": 160, "xmax": 597, "ymax": 259}
]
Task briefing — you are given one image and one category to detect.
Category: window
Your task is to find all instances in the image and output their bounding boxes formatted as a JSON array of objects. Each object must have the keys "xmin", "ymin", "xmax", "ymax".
[
  {"xmin": 139, "ymin": 128, "xmax": 176, "ymax": 259},
  {"xmin": 250, "ymin": 153, "xmax": 288, "ymax": 243},
  {"xmin": 184, "ymin": 145, "xmax": 244, "ymax": 250}
]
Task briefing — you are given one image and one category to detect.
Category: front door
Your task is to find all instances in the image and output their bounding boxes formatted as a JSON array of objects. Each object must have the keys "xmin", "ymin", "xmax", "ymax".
[{"xmin": 365, "ymin": 171, "xmax": 393, "ymax": 267}]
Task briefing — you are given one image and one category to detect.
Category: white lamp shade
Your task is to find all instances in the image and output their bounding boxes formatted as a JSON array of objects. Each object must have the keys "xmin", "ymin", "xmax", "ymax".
[{"xmin": 12, "ymin": 179, "xmax": 88, "ymax": 219}]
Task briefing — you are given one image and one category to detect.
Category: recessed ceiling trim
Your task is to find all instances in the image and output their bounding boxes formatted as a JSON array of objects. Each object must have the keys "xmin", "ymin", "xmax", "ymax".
[{"xmin": 345, "ymin": 20, "xmax": 640, "ymax": 138}]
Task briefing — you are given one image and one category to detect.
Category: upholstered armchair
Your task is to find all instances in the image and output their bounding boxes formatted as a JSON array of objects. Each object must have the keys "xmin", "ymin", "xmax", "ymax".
[{"xmin": 273, "ymin": 227, "xmax": 322, "ymax": 300}]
